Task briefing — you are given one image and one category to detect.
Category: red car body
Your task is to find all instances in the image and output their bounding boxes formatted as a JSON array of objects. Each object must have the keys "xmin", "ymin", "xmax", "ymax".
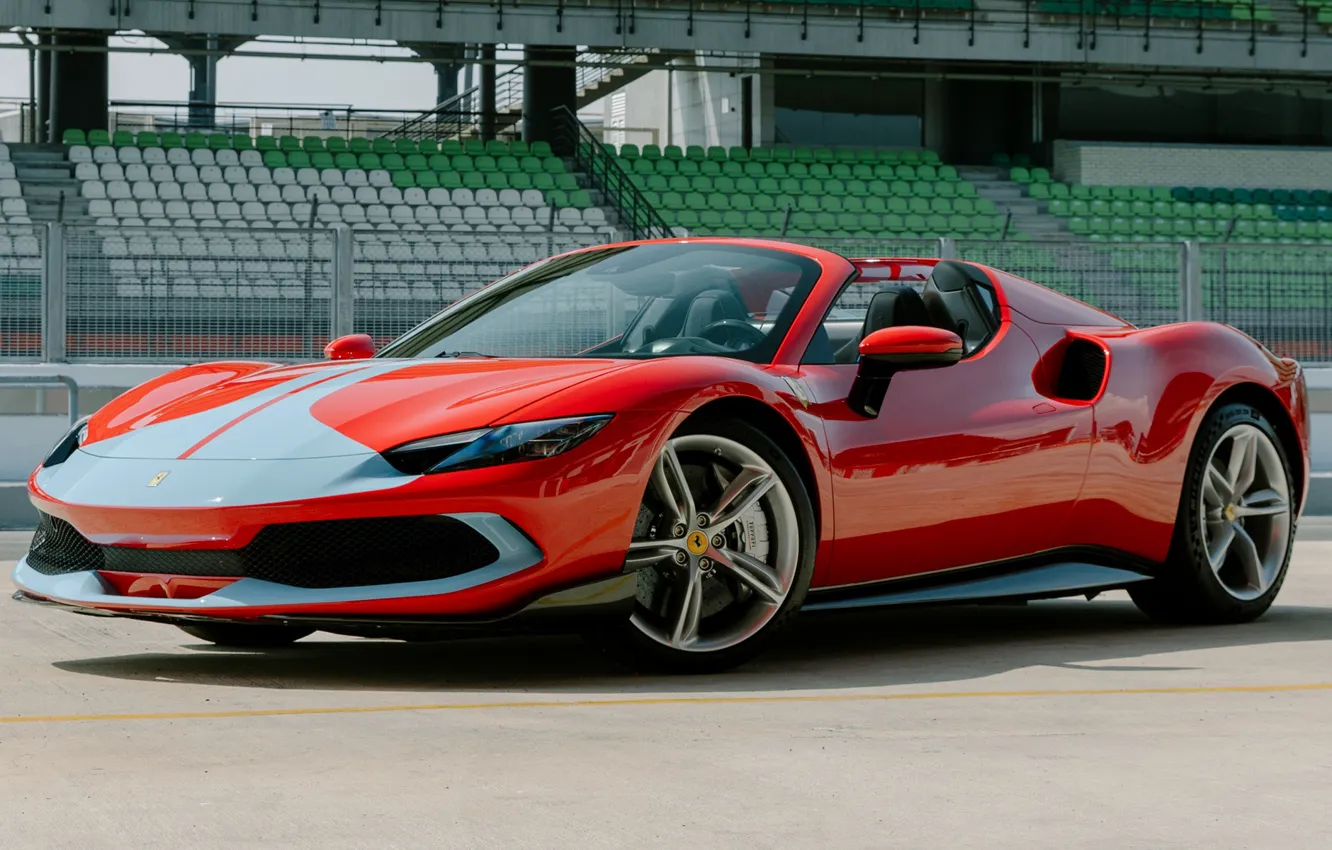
[{"xmin": 12, "ymin": 239, "xmax": 1310, "ymax": 634}]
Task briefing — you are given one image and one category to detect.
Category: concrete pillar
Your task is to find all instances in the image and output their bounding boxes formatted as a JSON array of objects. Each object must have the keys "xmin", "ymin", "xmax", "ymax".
[
  {"xmin": 186, "ymin": 37, "xmax": 220, "ymax": 128},
  {"xmin": 523, "ymin": 46, "xmax": 576, "ymax": 151},
  {"xmin": 480, "ymin": 44, "xmax": 496, "ymax": 141},
  {"xmin": 45, "ymin": 31, "xmax": 109, "ymax": 142},
  {"xmin": 436, "ymin": 63, "xmax": 461, "ymax": 104}
]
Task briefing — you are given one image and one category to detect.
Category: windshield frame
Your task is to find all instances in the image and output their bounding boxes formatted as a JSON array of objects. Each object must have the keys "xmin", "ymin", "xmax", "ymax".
[{"xmin": 375, "ymin": 241, "xmax": 830, "ymax": 364}]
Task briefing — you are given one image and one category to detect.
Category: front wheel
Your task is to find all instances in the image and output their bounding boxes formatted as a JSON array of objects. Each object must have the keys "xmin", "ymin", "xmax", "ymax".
[
  {"xmin": 609, "ymin": 417, "xmax": 817, "ymax": 673},
  {"xmin": 177, "ymin": 622, "xmax": 314, "ymax": 647},
  {"xmin": 1129, "ymin": 402, "xmax": 1296, "ymax": 624}
]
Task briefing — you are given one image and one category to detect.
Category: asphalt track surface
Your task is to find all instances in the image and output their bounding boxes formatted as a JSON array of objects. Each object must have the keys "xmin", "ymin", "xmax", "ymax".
[{"xmin": 4, "ymin": 523, "xmax": 1332, "ymax": 849}]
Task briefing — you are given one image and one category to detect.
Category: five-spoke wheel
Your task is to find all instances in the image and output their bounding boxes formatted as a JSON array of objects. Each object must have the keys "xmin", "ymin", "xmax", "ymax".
[
  {"xmin": 1131, "ymin": 402, "xmax": 1296, "ymax": 624},
  {"xmin": 614, "ymin": 419, "xmax": 815, "ymax": 671}
]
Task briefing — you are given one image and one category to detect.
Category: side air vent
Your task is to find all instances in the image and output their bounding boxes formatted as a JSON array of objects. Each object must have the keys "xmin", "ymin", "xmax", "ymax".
[{"xmin": 1054, "ymin": 339, "xmax": 1108, "ymax": 401}]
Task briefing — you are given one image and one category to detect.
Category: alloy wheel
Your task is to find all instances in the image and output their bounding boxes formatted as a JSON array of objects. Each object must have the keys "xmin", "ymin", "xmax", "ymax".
[
  {"xmin": 627, "ymin": 434, "xmax": 800, "ymax": 653},
  {"xmin": 1198, "ymin": 423, "xmax": 1292, "ymax": 601}
]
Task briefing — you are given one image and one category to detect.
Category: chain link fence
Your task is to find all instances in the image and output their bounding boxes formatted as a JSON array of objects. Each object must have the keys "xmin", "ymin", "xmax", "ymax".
[
  {"xmin": 956, "ymin": 240, "xmax": 1183, "ymax": 330},
  {"xmin": 1200, "ymin": 244, "xmax": 1332, "ymax": 362},
  {"xmin": 63, "ymin": 225, "xmax": 335, "ymax": 362},
  {"xmin": 0, "ymin": 224, "xmax": 44, "ymax": 361},
  {"xmin": 6, "ymin": 226, "xmax": 1332, "ymax": 364}
]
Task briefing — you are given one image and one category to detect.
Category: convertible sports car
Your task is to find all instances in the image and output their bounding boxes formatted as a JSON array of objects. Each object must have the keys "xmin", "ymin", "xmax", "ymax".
[{"xmin": 13, "ymin": 239, "xmax": 1309, "ymax": 671}]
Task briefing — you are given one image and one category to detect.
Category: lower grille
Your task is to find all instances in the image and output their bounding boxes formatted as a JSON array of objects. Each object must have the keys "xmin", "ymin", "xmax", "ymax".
[{"xmin": 26, "ymin": 512, "xmax": 501, "ymax": 589}]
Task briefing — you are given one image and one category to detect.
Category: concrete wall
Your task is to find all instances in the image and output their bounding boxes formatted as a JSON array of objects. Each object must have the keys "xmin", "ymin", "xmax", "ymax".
[
  {"xmin": 1053, "ymin": 141, "xmax": 1332, "ymax": 189},
  {"xmin": 601, "ymin": 55, "xmax": 773, "ymax": 151}
]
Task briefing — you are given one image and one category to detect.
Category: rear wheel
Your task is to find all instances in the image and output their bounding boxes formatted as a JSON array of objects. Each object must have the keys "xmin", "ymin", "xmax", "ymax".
[
  {"xmin": 177, "ymin": 622, "xmax": 314, "ymax": 647},
  {"xmin": 1129, "ymin": 402, "xmax": 1295, "ymax": 624},
  {"xmin": 610, "ymin": 418, "xmax": 817, "ymax": 673}
]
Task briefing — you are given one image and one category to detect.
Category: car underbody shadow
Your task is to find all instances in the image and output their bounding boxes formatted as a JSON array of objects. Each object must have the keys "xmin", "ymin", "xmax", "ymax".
[{"xmin": 49, "ymin": 596, "xmax": 1332, "ymax": 695}]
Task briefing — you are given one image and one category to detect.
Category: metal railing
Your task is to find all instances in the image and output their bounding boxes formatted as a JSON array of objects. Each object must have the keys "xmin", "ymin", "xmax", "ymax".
[
  {"xmin": 106, "ymin": 100, "xmax": 431, "ymax": 139},
  {"xmin": 5, "ymin": 222, "xmax": 1332, "ymax": 364},
  {"xmin": 554, "ymin": 107, "xmax": 673, "ymax": 241},
  {"xmin": 382, "ymin": 50, "xmax": 663, "ymax": 142}
]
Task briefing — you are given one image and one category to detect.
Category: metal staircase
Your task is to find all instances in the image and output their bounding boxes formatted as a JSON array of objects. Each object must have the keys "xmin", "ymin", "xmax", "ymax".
[{"xmin": 384, "ymin": 49, "xmax": 676, "ymax": 141}]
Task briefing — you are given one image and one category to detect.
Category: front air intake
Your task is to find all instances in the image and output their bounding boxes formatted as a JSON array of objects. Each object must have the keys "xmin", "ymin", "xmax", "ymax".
[{"xmin": 26, "ymin": 513, "xmax": 501, "ymax": 589}]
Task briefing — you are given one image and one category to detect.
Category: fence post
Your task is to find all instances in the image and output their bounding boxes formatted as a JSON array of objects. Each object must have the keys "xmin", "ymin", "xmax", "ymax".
[
  {"xmin": 42, "ymin": 222, "xmax": 66, "ymax": 363},
  {"xmin": 1180, "ymin": 240, "xmax": 1203, "ymax": 322},
  {"xmin": 331, "ymin": 224, "xmax": 355, "ymax": 340},
  {"xmin": 938, "ymin": 237, "xmax": 957, "ymax": 259}
]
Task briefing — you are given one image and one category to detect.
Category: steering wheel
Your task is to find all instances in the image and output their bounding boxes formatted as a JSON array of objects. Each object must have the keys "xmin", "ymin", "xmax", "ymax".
[{"xmin": 698, "ymin": 319, "xmax": 765, "ymax": 351}]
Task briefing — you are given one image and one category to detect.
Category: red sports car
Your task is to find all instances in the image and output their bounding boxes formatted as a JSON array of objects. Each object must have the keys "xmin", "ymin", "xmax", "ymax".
[{"xmin": 13, "ymin": 239, "xmax": 1309, "ymax": 671}]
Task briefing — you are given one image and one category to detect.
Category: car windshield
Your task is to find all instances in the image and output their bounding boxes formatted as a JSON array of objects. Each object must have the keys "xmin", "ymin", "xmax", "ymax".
[{"xmin": 377, "ymin": 242, "xmax": 824, "ymax": 362}]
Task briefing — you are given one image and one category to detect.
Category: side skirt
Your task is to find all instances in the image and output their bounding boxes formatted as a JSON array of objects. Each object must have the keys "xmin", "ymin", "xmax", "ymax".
[{"xmin": 801, "ymin": 549, "xmax": 1157, "ymax": 613}]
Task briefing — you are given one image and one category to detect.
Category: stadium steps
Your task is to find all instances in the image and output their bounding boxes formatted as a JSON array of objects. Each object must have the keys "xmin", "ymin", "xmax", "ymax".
[
  {"xmin": 958, "ymin": 166, "xmax": 1073, "ymax": 241},
  {"xmin": 8, "ymin": 144, "xmax": 88, "ymax": 223}
]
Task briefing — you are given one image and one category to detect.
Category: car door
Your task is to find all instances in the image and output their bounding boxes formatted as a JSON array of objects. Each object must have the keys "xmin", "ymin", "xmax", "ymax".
[{"xmin": 796, "ymin": 262, "xmax": 1094, "ymax": 588}]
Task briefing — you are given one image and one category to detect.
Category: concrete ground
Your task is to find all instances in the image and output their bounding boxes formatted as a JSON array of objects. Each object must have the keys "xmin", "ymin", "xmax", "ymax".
[{"xmin": 3, "ymin": 527, "xmax": 1332, "ymax": 850}]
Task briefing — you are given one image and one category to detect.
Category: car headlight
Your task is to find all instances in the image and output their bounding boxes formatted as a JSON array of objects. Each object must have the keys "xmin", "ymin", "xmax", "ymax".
[
  {"xmin": 42, "ymin": 416, "xmax": 91, "ymax": 469},
  {"xmin": 383, "ymin": 415, "xmax": 612, "ymax": 475}
]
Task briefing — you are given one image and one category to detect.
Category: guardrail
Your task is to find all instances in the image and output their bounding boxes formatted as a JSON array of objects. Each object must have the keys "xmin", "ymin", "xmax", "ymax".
[
  {"xmin": 4, "ymin": 221, "xmax": 1332, "ymax": 363},
  {"xmin": 0, "ymin": 373, "xmax": 79, "ymax": 426}
]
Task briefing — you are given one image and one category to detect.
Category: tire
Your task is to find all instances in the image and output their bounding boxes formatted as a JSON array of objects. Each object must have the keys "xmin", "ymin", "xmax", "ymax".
[
  {"xmin": 1129, "ymin": 402, "xmax": 1296, "ymax": 625},
  {"xmin": 177, "ymin": 622, "xmax": 314, "ymax": 647},
  {"xmin": 599, "ymin": 416, "xmax": 818, "ymax": 673}
]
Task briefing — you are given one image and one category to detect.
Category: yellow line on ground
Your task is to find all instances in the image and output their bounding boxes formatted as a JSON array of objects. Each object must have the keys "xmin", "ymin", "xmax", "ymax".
[{"xmin": 3, "ymin": 682, "xmax": 1332, "ymax": 726}]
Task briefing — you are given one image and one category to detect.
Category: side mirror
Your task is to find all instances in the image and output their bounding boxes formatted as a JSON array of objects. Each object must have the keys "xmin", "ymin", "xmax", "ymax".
[
  {"xmin": 858, "ymin": 326, "xmax": 964, "ymax": 368},
  {"xmin": 324, "ymin": 334, "xmax": 376, "ymax": 361},
  {"xmin": 848, "ymin": 326, "xmax": 964, "ymax": 418}
]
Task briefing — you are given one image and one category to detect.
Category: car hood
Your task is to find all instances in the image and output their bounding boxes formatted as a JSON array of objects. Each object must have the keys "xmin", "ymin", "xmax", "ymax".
[{"xmin": 81, "ymin": 358, "xmax": 633, "ymax": 461}]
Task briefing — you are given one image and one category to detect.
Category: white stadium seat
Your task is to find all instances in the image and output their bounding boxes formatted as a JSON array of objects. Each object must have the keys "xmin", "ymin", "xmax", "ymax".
[
  {"xmin": 199, "ymin": 165, "xmax": 224, "ymax": 184},
  {"xmin": 191, "ymin": 149, "xmax": 215, "ymax": 166},
  {"xmin": 99, "ymin": 163, "xmax": 124, "ymax": 181},
  {"xmin": 216, "ymin": 149, "xmax": 239, "ymax": 167},
  {"xmin": 330, "ymin": 186, "xmax": 354, "ymax": 204},
  {"xmin": 175, "ymin": 164, "xmax": 200, "ymax": 184},
  {"xmin": 280, "ymin": 185, "xmax": 305, "ymax": 203},
  {"xmin": 272, "ymin": 167, "xmax": 295, "ymax": 185},
  {"xmin": 142, "ymin": 147, "xmax": 166, "ymax": 164},
  {"xmin": 166, "ymin": 148, "xmax": 191, "ymax": 165},
  {"xmin": 297, "ymin": 168, "xmax": 320, "ymax": 186},
  {"xmin": 68, "ymin": 145, "xmax": 92, "ymax": 163},
  {"xmin": 232, "ymin": 184, "xmax": 257, "ymax": 203},
  {"xmin": 521, "ymin": 189, "xmax": 545, "ymax": 207},
  {"xmin": 239, "ymin": 149, "xmax": 263, "ymax": 167},
  {"xmin": 427, "ymin": 188, "xmax": 452, "ymax": 206},
  {"xmin": 207, "ymin": 183, "xmax": 233, "ymax": 202},
  {"xmin": 248, "ymin": 166, "xmax": 272, "ymax": 185},
  {"xmin": 368, "ymin": 170, "xmax": 391, "ymax": 188},
  {"xmin": 113, "ymin": 199, "xmax": 138, "ymax": 218},
  {"xmin": 475, "ymin": 189, "xmax": 498, "ymax": 207},
  {"xmin": 140, "ymin": 199, "xmax": 165, "ymax": 219},
  {"xmin": 415, "ymin": 206, "xmax": 439, "ymax": 225},
  {"xmin": 124, "ymin": 163, "xmax": 149, "ymax": 182},
  {"xmin": 341, "ymin": 204, "xmax": 366, "ymax": 224},
  {"xmin": 344, "ymin": 169, "xmax": 368, "ymax": 187},
  {"xmin": 75, "ymin": 162, "xmax": 100, "ymax": 181},
  {"xmin": 117, "ymin": 146, "xmax": 143, "ymax": 165},
  {"xmin": 379, "ymin": 187, "xmax": 403, "ymax": 205},
  {"xmin": 224, "ymin": 166, "xmax": 249, "ymax": 184},
  {"xmin": 165, "ymin": 200, "xmax": 191, "ymax": 219},
  {"xmin": 106, "ymin": 180, "xmax": 132, "ymax": 199},
  {"xmin": 81, "ymin": 181, "xmax": 106, "ymax": 199},
  {"xmin": 217, "ymin": 202, "xmax": 242, "ymax": 221},
  {"xmin": 132, "ymin": 181, "xmax": 157, "ymax": 200},
  {"xmin": 157, "ymin": 182, "xmax": 182, "ymax": 201},
  {"xmin": 354, "ymin": 186, "xmax": 378, "ymax": 205},
  {"xmin": 88, "ymin": 199, "xmax": 114, "ymax": 218},
  {"xmin": 93, "ymin": 146, "xmax": 118, "ymax": 164},
  {"xmin": 267, "ymin": 202, "xmax": 292, "ymax": 221},
  {"xmin": 321, "ymin": 169, "xmax": 344, "ymax": 187},
  {"xmin": 257, "ymin": 184, "xmax": 281, "ymax": 203},
  {"xmin": 183, "ymin": 182, "xmax": 207, "ymax": 201},
  {"xmin": 452, "ymin": 188, "xmax": 475, "ymax": 206},
  {"xmin": 403, "ymin": 187, "xmax": 427, "ymax": 206},
  {"xmin": 191, "ymin": 201, "xmax": 216, "ymax": 220}
]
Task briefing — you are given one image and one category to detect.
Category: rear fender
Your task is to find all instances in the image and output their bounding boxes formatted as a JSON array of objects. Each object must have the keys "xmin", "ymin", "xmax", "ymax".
[{"xmin": 1069, "ymin": 322, "xmax": 1303, "ymax": 562}]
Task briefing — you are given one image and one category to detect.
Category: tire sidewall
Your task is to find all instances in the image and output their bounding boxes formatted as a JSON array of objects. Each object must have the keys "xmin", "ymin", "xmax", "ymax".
[{"xmin": 1171, "ymin": 401, "xmax": 1296, "ymax": 620}]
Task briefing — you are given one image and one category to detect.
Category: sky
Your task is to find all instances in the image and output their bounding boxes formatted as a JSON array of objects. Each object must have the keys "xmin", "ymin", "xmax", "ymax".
[{"xmin": 0, "ymin": 34, "xmax": 445, "ymax": 111}]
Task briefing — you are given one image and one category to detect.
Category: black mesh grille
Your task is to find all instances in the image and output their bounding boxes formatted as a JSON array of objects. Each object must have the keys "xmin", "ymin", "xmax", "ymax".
[
  {"xmin": 25, "ymin": 513, "xmax": 501, "ymax": 589},
  {"xmin": 1055, "ymin": 339, "xmax": 1108, "ymax": 401}
]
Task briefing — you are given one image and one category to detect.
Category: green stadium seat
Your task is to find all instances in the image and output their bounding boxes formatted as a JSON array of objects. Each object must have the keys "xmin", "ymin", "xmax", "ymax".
[
  {"xmin": 185, "ymin": 132, "xmax": 209, "ymax": 149},
  {"xmin": 62, "ymin": 129, "xmax": 86, "ymax": 145},
  {"xmin": 262, "ymin": 151, "xmax": 287, "ymax": 168},
  {"xmin": 392, "ymin": 170, "xmax": 416, "ymax": 188},
  {"xmin": 88, "ymin": 129, "xmax": 112, "ymax": 147},
  {"xmin": 112, "ymin": 130, "xmax": 135, "ymax": 147},
  {"xmin": 288, "ymin": 151, "xmax": 312, "ymax": 168}
]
